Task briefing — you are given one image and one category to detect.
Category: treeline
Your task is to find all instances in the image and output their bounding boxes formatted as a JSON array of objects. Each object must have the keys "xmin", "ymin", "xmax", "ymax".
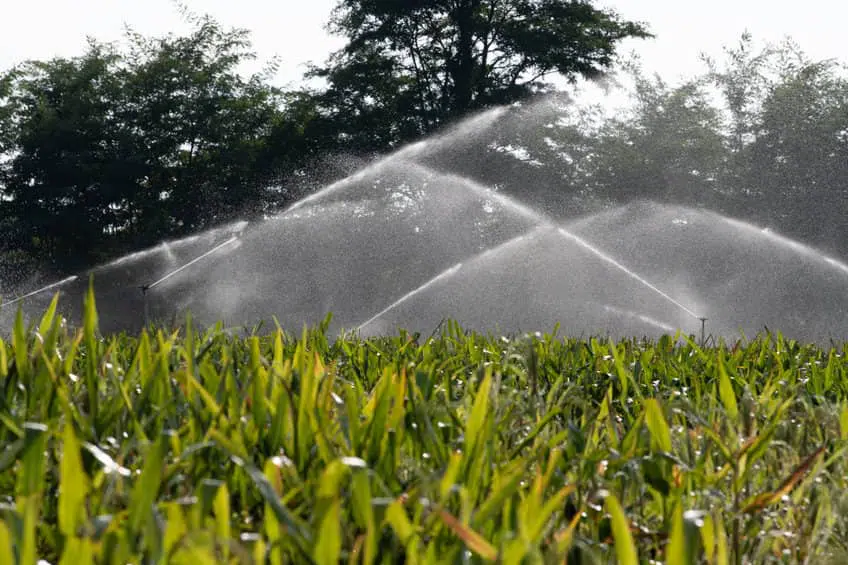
[
  {"xmin": 0, "ymin": 1, "xmax": 649, "ymax": 282},
  {"xmin": 576, "ymin": 35, "xmax": 848, "ymax": 251},
  {"xmin": 1, "ymin": 2, "xmax": 847, "ymax": 287},
  {"xmin": 423, "ymin": 33, "xmax": 848, "ymax": 254}
]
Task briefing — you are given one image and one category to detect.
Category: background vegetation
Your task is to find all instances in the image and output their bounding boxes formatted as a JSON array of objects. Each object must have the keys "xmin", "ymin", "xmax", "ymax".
[{"xmin": 2, "ymin": 2, "xmax": 847, "ymax": 288}]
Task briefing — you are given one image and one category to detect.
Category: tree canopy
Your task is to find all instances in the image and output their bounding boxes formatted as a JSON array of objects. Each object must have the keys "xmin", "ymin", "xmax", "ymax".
[
  {"xmin": 2, "ymin": 7, "xmax": 848, "ymax": 284},
  {"xmin": 307, "ymin": 0, "xmax": 651, "ymax": 149},
  {"xmin": 0, "ymin": 18, "xmax": 284, "ymax": 271}
]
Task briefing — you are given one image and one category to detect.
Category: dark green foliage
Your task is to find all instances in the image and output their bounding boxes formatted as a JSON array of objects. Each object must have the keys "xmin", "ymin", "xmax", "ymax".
[
  {"xmin": 306, "ymin": 0, "xmax": 651, "ymax": 149},
  {"xmin": 0, "ymin": 18, "xmax": 283, "ymax": 271}
]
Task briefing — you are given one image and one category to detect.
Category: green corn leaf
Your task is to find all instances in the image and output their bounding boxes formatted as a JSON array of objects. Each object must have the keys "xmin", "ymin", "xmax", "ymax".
[
  {"xmin": 665, "ymin": 503, "xmax": 700, "ymax": 565},
  {"xmin": 717, "ymin": 353, "xmax": 738, "ymax": 422},
  {"xmin": 700, "ymin": 512, "xmax": 715, "ymax": 564},
  {"xmin": 464, "ymin": 367, "xmax": 493, "ymax": 465},
  {"xmin": 439, "ymin": 451, "xmax": 463, "ymax": 502},
  {"xmin": 17, "ymin": 423, "xmax": 48, "ymax": 565},
  {"xmin": 13, "ymin": 309, "xmax": 28, "ymax": 382},
  {"xmin": 715, "ymin": 512, "xmax": 728, "ymax": 565},
  {"xmin": 0, "ymin": 336, "xmax": 7, "ymax": 379},
  {"xmin": 0, "ymin": 520, "xmax": 14, "ymax": 565},
  {"xmin": 526, "ymin": 484, "xmax": 576, "ymax": 543},
  {"xmin": 83, "ymin": 276, "xmax": 100, "ymax": 424},
  {"xmin": 385, "ymin": 500, "xmax": 417, "ymax": 551},
  {"xmin": 312, "ymin": 460, "xmax": 348, "ymax": 565},
  {"xmin": 163, "ymin": 503, "xmax": 188, "ymax": 560},
  {"xmin": 645, "ymin": 398, "xmax": 672, "ymax": 453},
  {"xmin": 59, "ymin": 536, "xmax": 94, "ymax": 565},
  {"xmin": 37, "ymin": 292, "xmax": 60, "ymax": 341},
  {"xmin": 128, "ymin": 432, "xmax": 169, "ymax": 535},
  {"xmin": 17, "ymin": 423, "xmax": 49, "ymax": 497},
  {"xmin": 0, "ymin": 436, "xmax": 26, "ymax": 475},
  {"xmin": 472, "ymin": 461, "xmax": 525, "ymax": 528},
  {"xmin": 213, "ymin": 483, "xmax": 231, "ymax": 562},
  {"xmin": 59, "ymin": 422, "xmax": 88, "ymax": 537},
  {"xmin": 840, "ymin": 403, "xmax": 848, "ymax": 441},
  {"xmin": 350, "ymin": 465, "xmax": 377, "ymax": 565},
  {"xmin": 604, "ymin": 493, "xmax": 638, "ymax": 565}
]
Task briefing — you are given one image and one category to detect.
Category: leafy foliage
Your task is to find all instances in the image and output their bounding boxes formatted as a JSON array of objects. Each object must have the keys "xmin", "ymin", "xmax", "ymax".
[
  {"xmin": 306, "ymin": 0, "xmax": 651, "ymax": 149},
  {"xmin": 0, "ymin": 18, "xmax": 282, "ymax": 270},
  {"xmin": 0, "ymin": 294, "xmax": 846, "ymax": 563}
]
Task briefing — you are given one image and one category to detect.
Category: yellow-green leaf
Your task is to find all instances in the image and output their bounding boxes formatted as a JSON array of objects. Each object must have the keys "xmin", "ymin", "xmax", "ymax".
[
  {"xmin": 645, "ymin": 398, "xmax": 672, "ymax": 453},
  {"xmin": 717, "ymin": 354, "xmax": 738, "ymax": 421},
  {"xmin": 604, "ymin": 494, "xmax": 638, "ymax": 565},
  {"xmin": 59, "ymin": 422, "xmax": 88, "ymax": 536}
]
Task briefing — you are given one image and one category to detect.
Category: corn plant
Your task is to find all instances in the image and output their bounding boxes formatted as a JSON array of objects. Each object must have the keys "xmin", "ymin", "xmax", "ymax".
[{"xmin": 0, "ymin": 285, "xmax": 846, "ymax": 563}]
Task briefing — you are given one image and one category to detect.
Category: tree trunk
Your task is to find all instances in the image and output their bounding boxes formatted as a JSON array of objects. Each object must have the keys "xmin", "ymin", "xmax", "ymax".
[{"xmin": 451, "ymin": 0, "xmax": 480, "ymax": 117}]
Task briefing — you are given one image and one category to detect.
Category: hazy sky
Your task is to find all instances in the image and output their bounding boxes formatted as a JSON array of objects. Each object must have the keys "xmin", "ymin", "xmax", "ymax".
[{"xmin": 2, "ymin": 0, "xmax": 847, "ymax": 87}]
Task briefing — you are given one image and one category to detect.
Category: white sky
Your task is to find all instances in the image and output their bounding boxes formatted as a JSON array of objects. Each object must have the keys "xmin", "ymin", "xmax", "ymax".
[{"xmin": 1, "ymin": 0, "xmax": 846, "ymax": 88}]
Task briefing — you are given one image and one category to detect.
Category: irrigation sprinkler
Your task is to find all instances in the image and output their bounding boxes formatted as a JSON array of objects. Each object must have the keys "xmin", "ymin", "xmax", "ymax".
[
  {"xmin": 138, "ymin": 236, "xmax": 239, "ymax": 326},
  {"xmin": 699, "ymin": 317, "xmax": 708, "ymax": 347}
]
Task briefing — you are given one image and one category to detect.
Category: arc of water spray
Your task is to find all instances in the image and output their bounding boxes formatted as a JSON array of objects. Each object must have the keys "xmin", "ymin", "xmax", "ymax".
[
  {"xmin": 143, "ymin": 236, "xmax": 239, "ymax": 291},
  {"xmin": 356, "ymin": 227, "xmax": 549, "ymax": 331},
  {"xmin": 281, "ymin": 107, "xmax": 509, "ymax": 216},
  {"xmin": 720, "ymin": 215, "xmax": 848, "ymax": 277},
  {"xmin": 402, "ymin": 162, "xmax": 703, "ymax": 321},
  {"xmin": 553, "ymin": 228, "xmax": 701, "ymax": 320},
  {"xmin": 1, "ymin": 275, "xmax": 79, "ymax": 308},
  {"xmin": 358, "ymin": 262, "xmax": 464, "ymax": 331}
]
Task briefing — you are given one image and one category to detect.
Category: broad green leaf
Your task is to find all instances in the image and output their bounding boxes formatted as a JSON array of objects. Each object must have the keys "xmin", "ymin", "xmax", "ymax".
[
  {"xmin": 604, "ymin": 493, "xmax": 638, "ymax": 565},
  {"xmin": 59, "ymin": 536, "xmax": 94, "ymax": 565},
  {"xmin": 840, "ymin": 403, "xmax": 848, "ymax": 441},
  {"xmin": 37, "ymin": 292, "xmax": 60, "ymax": 340},
  {"xmin": 17, "ymin": 423, "xmax": 49, "ymax": 497},
  {"xmin": 163, "ymin": 503, "xmax": 188, "ymax": 559},
  {"xmin": 385, "ymin": 500, "xmax": 416, "ymax": 547},
  {"xmin": 83, "ymin": 276, "xmax": 100, "ymax": 423},
  {"xmin": 350, "ymin": 467, "xmax": 377, "ymax": 565},
  {"xmin": 0, "ymin": 336, "xmax": 6, "ymax": 379},
  {"xmin": 128, "ymin": 432, "xmax": 169, "ymax": 534},
  {"xmin": 701, "ymin": 512, "xmax": 715, "ymax": 564},
  {"xmin": 59, "ymin": 422, "xmax": 88, "ymax": 536},
  {"xmin": 312, "ymin": 460, "xmax": 348, "ymax": 565},
  {"xmin": 715, "ymin": 513, "xmax": 728, "ymax": 565},
  {"xmin": 645, "ymin": 398, "xmax": 672, "ymax": 453},
  {"xmin": 665, "ymin": 503, "xmax": 700, "ymax": 565},
  {"xmin": 666, "ymin": 503, "xmax": 685, "ymax": 565},
  {"xmin": 438, "ymin": 509, "xmax": 498, "ymax": 561},
  {"xmin": 717, "ymin": 354, "xmax": 738, "ymax": 421},
  {"xmin": 465, "ymin": 367, "xmax": 493, "ymax": 463},
  {"xmin": 213, "ymin": 483, "xmax": 231, "ymax": 562},
  {"xmin": 0, "ymin": 521, "xmax": 13, "ymax": 565}
]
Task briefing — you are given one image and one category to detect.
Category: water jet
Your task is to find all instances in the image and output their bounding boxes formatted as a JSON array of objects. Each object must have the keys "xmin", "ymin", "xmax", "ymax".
[
  {"xmin": 3, "ymin": 100, "xmax": 848, "ymax": 343},
  {"xmin": 1, "ymin": 275, "xmax": 79, "ymax": 309}
]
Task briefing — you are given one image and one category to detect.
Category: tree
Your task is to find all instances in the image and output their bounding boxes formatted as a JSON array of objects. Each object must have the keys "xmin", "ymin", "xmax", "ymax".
[
  {"xmin": 119, "ymin": 17, "xmax": 282, "ymax": 238},
  {"xmin": 0, "ymin": 17, "xmax": 284, "ymax": 269},
  {"xmin": 743, "ymin": 53, "xmax": 848, "ymax": 246},
  {"xmin": 309, "ymin": 0, "xmax": 651, "ymax": 149},
  {"xmin": 576, "ymin": 63, "xmax": 727, "ymax": 206},
  {"xmin": 1, "ymin": 43, "xmax": 130, "ymax": 268}
]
